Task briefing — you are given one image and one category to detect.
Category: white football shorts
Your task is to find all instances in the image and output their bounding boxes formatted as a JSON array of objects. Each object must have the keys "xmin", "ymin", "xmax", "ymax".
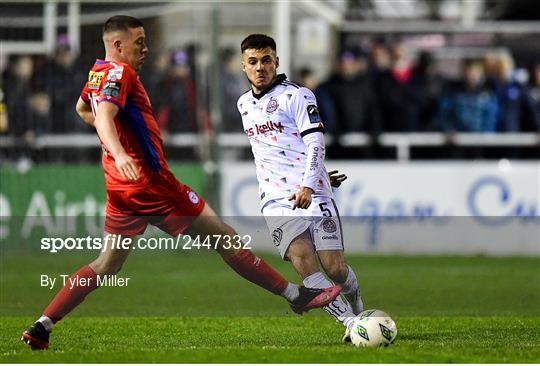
[{"xmin": 262, "ymin": 196, "xmax": 344, "ymax": 260}]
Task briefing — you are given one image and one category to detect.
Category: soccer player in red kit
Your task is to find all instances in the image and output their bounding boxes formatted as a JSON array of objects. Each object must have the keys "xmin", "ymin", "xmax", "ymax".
[{"xmin": 21, "ymin": 15, "xmax": 341, "ymax": 350}]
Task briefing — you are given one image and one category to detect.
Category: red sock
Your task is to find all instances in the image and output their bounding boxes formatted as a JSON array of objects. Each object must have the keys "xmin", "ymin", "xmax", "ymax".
[
  {"xmin": 223, "ymin": 249, "xmax": 288, "ymax": 295},
  {"xmin": 43, "ymin": 265, "xmax": 100, "ymax": 323}
]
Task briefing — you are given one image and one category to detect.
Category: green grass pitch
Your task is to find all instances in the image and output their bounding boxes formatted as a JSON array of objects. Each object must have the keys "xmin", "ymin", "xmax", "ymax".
[{"xmin": 1, "ymin": 252, "xmax": 539, "ymax": 363}]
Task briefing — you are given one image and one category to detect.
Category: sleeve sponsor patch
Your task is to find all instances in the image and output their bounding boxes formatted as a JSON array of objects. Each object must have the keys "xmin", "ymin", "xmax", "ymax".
[
  {"xmin": 101, "ymin": 82, "xmax": 121, "ymax": 97},
  {"xmin": 107, "ymin": 66, "xmax": 124, "ymax": 81},
  {"xmin": 88, "ymin": 71, "xmax": 104, "ymax": 90},
  {"xmin": 307, "ymin": 105, "xmax": 322, "ymax": 124}
]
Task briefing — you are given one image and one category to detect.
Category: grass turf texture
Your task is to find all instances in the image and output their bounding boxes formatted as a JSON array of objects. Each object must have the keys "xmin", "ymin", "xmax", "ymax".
[{"xmin": 1, "ymin": 253, "xmax": 539, "ymax": 363}]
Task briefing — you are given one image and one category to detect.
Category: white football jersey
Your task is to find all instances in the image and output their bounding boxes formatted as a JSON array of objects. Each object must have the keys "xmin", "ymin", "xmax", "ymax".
[{"xmin": 237, "ymin": 74, "xmax": 333, "ymax": 208}]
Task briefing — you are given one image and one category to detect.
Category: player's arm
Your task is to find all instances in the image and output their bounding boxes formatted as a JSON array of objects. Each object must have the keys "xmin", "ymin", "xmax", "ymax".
[
  {"xmin": 75, "ymin": 97, "xmax": 95, "ymax": 127},
  {"xmin": 291, "ymin": 131, "xmax": 325, "ymax": 209},
  {"xmin": 94, "ymin": 101, "xmax": 139, "ymax": 180},
  {"xmin": 289, "ymin": 131, "xmax": 326, "ymax": 210},
  {"xmin": 289, "ymin": 88, "xmax": 327, "ymax": 209}
]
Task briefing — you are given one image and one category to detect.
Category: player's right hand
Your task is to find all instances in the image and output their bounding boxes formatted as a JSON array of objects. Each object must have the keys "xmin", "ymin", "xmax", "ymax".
[
  {"xmin": 115, "ymin": 152, "xmax": 140, "ymax": 181},
  {"xmin": 289, "ymin": 187, "xmax": 314, "ymax": 210}
]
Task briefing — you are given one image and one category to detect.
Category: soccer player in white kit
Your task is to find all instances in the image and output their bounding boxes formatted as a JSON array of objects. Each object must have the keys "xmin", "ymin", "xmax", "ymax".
[{"xmin": 237, "ymin": 34, "xmax": 364, "ymax": 342}]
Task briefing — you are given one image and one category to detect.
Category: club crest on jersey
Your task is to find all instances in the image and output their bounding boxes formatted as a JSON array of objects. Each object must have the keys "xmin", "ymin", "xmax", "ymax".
[
  {"xmin": 266, "ymin": 97, "xmax": 279, "ymax": 114},
  {"xmin": 307, "ymin": 104, "xmax": 322, "ymax": 124},
  {"xmin": 322, "ymin": 218, "xmax": 337, "ymax": 233},
  {"xmin": 88, "ymin": 71, "xmax": 104, "ymax": 90}
]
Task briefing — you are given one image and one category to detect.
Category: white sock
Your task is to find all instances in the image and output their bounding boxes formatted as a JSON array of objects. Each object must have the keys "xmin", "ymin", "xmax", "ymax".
[
  {"xmin": 341, "ymin": 265, "xmax": 363, "ymax": 315},
  {"xmin": 38, "ymin": 315, "xmax": 54, "ymax": 332},
  {"xmin": 281, "ymin": 283, "xmax": 300, "ymax": 302},
  {"xmin": 303, "ymin": 272, "xmax": 355, "ymax": 328}
]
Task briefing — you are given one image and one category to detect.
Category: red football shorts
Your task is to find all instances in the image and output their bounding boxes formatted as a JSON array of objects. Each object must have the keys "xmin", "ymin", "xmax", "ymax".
[{"xmin": 104, "ymin": 176, "xmax": 205, "ymax": 237}]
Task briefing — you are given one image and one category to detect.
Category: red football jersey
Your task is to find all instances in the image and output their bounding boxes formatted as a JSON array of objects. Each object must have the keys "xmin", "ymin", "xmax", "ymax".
[{"xmin": 81, "ymin": 60, "xmax": 173, "ymax": 190}]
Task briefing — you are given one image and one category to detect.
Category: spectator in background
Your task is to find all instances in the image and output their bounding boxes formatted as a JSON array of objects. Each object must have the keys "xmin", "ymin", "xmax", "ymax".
[
  {"xmin": 336, "ymin": 48, "xmax": 378, "ymax": 133},
  {"xmin": 410, "ymin": 51, "xmax": 445, "ymax": 131},
  {"xmin": 323, "ymin": 48, "xmax": 378, "ymax": 135},
  {"xmin": 369, "ymin": 38, "xmax": 391, "ymax": 76},
  {"xmin": 142, "ymin": 50, "xmax": 171, "ymax": 132},
  {"xmin": 220, "ymin": 48, "xmax": 246, "ymax": 132},
  {"xmin": 0, "ymin": 88, "xmax": 7, "ymax": 135},
  {"xmin": 40, "ymin": 41, "xmax": 88, "ymax": 133},
  {"xmin": 482, "ymin": 52, "xmax": 500, "ymax": 91},
  {"xmin": 161, "ymin": 50, "xmax": 198, "ymax": 133},
  {"xmin": 2, "ymin": 55, "xmax": 51, "ymax": 164},
  {"xmin": 436, "ymin": 58, "xmax": 498, "ymax": 132},
  {"xmin": 374, "ymin": 41, "xmax": 422, "ymax": 131},
  {"xmin": 311, "ymin": 67, "xmax": 338, "ymax": 137},
  {"xmin": 492, "ymin": 53, "xmax": 539, "ymax": 132},
  {"xmin": 3, "ymin": 56, "xmax": 50, "ymax": 138},
  {"xmin": 297, "ymin": 67, "xmax": 338, "ymax": 137},
  {"xmin": 529, "ymin": 63, "xmax": 540, "ymax": 129},
  {"xmin": 297, "ymin": 67, "xmax": 318, "ymax": 90}
]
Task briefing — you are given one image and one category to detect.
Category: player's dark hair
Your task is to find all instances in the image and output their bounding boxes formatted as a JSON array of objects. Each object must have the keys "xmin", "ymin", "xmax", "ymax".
[
  {"xmin": 102, "ymin": 15, "xmax": 143, "ymax": 35},
  {"xmin": 241, "ymin": 34, "xmax": 276, "ymax": 53}
]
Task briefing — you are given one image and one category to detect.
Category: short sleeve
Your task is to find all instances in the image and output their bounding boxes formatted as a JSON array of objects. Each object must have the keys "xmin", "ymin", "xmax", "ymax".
[
  {"xmin": 289, "ymin": 87, "xmax": 325, "ymax": 137},
  {"xmin": 80, "ymin": 82, "xmax": 90, "ymax": 103},
  {"xmin": 97, "ymin": 64, "xmax": 134, "ymax": 109}
]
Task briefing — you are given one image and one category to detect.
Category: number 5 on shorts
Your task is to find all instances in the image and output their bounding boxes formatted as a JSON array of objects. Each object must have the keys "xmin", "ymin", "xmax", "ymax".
[{"xmin": 319, "ymin": 202, "xmax": 332, "ymax": 217}]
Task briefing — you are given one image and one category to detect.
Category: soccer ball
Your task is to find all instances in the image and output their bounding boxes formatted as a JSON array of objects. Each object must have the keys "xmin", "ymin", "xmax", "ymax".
[{"xmin": 350, "ymin": 309, "xmax": 397, "ymax": 347}]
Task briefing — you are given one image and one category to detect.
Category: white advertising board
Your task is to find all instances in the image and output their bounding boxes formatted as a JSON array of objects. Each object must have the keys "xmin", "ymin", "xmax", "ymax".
[{"xmin": 220, "ymin": 161, "xmax": 540, "ymax": 256}]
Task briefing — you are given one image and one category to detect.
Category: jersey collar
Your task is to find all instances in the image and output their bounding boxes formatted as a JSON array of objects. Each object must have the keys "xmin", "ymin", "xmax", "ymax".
[{"xmin": 252, "ymin": 74, "xmax": 287, "ymax": 100}]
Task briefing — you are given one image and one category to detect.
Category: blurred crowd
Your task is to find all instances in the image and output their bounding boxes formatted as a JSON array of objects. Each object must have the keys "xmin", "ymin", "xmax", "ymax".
[
  {"xmin": 300, "ymin": 41, "xmax": 540, "ymax": 138},
  {"xmin": 1, "ymin": 39, "xmax": 539, "ymax": 150}
]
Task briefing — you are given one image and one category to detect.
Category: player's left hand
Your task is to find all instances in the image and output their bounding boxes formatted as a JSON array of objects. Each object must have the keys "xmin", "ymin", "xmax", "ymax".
[
  {"xmin": 289, "ymin": 187, "xmax": 314, "ymax": 210},
  {"xmin": 329, "ymin": 170, "xmax": 347, "ymax": 188}
]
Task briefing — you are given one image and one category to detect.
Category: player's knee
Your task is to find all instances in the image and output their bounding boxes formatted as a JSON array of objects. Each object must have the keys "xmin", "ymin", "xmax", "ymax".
[
  {"xmin": 90, "ymin": 259, "xmax": 123, "ymax": 276},
  {"xmin": 289, "ymin": 251, "xmax": 312, "ymax": 266}
]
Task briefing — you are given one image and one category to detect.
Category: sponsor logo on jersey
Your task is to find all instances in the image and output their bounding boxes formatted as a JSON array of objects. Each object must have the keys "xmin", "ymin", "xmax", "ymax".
[
  {"xmin": 322, "ymin": 218, "xmax": 337, "ymax": 233},
  {"xmin": 88, "ymin": 71, "xmax": 104, "ymax": 90},
  {"xmin": 272, "ymin": 228, "xmax": 283, "ymax": 246},
  {"xmin": 101, "ymin": 82, "xmax": 121, "ymax": 97},
  {"xmin": 307, "ymin": 104, "xmax": 322, "ymax": 124},
  {"xmin": 310, "ymin": 146, "xmax": 320, "ymax": 171},
  {"xmin": 107, "ymin": 66, "xmax": 124, "ymax": 81},
  {"xmin": 322, "ymin": 234, "xmax": 338, "ymax": 240},
  {"xmin": 266, "ymin": 97, "xmax": 279, "ymax": 113},
  {"xmin": 188, "ymin": 191, "xmax": 199, "ymax": 204},
  {"xmin": 245, "ymin": 121, "xmax": 284, "ymax": 137}
]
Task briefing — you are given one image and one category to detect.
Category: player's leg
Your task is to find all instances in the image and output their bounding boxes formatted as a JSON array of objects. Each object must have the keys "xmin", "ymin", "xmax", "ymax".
[
  {"xmin": 184, "ymin": 204, "xmax": 341, "ymax": 313},
  {"xmin": 285, "ymin": 230, "xmax": 356, "ymax": 327},
  {"xmin": 21, "ymin": 231, "xmax": 135, "ymax": 349},
  {"xmin": 312, "ymin": 197, "xmax": 364, "ymax": 315},
  {"xmin": 186, "ymin": 204, "xmax": 289, "ymax": 294},
  {"xmin": 317, "ymin": 250, "xmax": 363, "ymax": 315}
]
